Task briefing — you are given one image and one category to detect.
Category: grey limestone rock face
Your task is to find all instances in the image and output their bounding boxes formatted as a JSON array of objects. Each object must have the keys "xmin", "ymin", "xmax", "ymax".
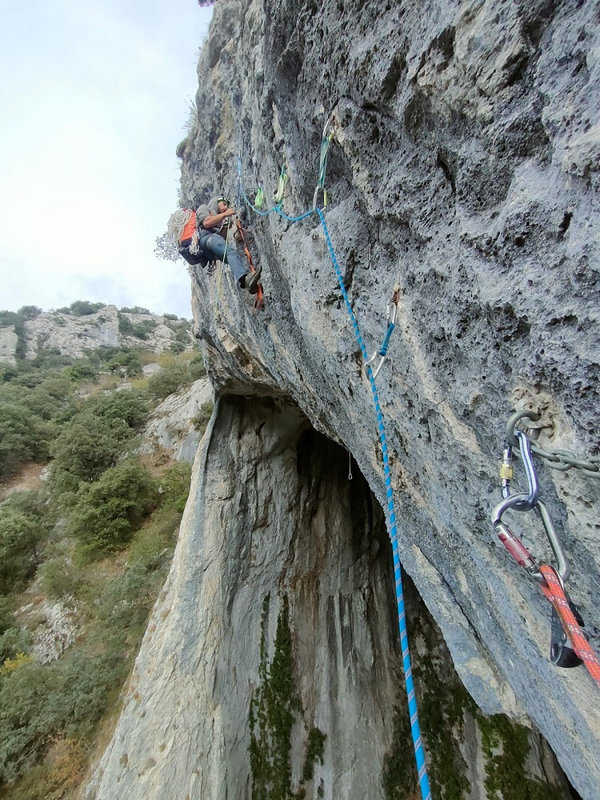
[
  {"xmin": 0, "ymin": 327, "xmax": 18, "ymax": 365},
  {"xmin": 137, "ymin": 377, "xmax": 213, "ymax": 463},
  {"xmin": 89, "ymin": 1, "xmax": 600, "ymax": 798},
  {"xmin": 86, "ymin": 397, "xmax": 406, "ymax": 799}
]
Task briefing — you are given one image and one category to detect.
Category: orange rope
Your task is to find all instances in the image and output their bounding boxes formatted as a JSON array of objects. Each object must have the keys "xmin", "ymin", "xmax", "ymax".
[
  {"xmin": 236, "ymin": 219, "xmax": 264, "ymax": 310},
  {"xmin": 539, "ymin": 564, "xmax": 600, "ymax": 688}
]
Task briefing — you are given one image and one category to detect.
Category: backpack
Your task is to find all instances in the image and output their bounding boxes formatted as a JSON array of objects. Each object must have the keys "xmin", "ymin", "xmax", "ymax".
[
  {"xmin": 167, "ymin": 208, "xmax": 195, "ymax": 243},
  {"xmin": 180, "ymin": 211, "xmax": 197, "ymax": 243},
  {"xmin": 167, "ymin": 209, "xmax": 206, "ymax": 266}
]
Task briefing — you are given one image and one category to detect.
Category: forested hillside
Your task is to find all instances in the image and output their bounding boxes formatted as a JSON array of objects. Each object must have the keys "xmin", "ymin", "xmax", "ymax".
[{"xmin": 0, "ymin": 306, "xmax": 212, "ymax": 799}]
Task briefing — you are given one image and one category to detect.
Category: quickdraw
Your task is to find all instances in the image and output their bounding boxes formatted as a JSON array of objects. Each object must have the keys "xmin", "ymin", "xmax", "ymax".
[
  {"xmin": 365, "ymin": 284, "xmax": 401, "ymax": 379},
  {"xmin": 273, "ymin": 164, "xmax": 288, "ymax": 206},
  {"xmin": 312, "ymin": 114, "xmax": 337, "ymax": 209},
  {"xmin": 235, "ymin": 218, "xmax": 264, "ymax": 310},
  {"xmin": 254, "ymin": 182, "xmax": 265, "ymax": 210},
  {"xmin": 491, "ymin": 410, "xmax": 600, "ymax": 688}
]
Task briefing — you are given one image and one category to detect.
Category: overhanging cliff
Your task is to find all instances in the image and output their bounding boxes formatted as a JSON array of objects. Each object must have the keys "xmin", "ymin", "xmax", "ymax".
[{"xmin": 87, "ymin": 1, "xmax": 600, "ymax": 797}]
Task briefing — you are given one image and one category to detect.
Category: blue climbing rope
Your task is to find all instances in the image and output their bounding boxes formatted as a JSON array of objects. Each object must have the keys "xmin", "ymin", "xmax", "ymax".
[
  {"xmin": 317, "ymin": 208, "xmax": 431, "ymax": 800},
  {"xmin": 236, "ymin": 156, "xmax": 432, "ymax": 799}
]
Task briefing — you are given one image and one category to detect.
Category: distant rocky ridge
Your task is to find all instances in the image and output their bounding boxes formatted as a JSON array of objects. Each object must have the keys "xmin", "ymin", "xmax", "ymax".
[{"xmin": 0, "ymin": 304, "xmax": 193, "ymax": 364}]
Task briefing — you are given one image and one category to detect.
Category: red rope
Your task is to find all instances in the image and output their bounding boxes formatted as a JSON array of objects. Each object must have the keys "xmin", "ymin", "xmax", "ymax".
[{"xmin": 539, "ymin": 564, "xmax": 600, "ymax": 689}]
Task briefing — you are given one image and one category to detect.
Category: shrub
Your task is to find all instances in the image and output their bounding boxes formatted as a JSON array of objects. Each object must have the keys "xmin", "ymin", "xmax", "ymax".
[
  {"xmin": 117, "ymin": 313, "xmax": 157, "ymax": 340},
  {"xmin": 189, "ymin": 353, "xmax": 206, "ymax": 380},
  {"xmin": 147, "ymin": 362, "xmax": 190, "ymax": 400},
  {"xmin": 67, "ymin": 461, "xmax": 157, "ymax": 557},
  {"xmin": 0, "ymin": 378, "xmax": 76, "ymax": 477},
  {"xmin": 27, "ymin": 349, "xmax": 74, "ymax": 373},
  {"xmin": 106, "ymin": 350, "xmax": 143, "ymax": 377},
  {"xmin": 96, "ymin": 568, "xmax": 156, "ymax": 638},
  {"xmin": 66, "ymin": 301, "xmax": 105, "ymax": 316},
  {"xmin": 0, "ymin": 598, "xmax": 15, "ymax": 634},
  {"xmin": 0, "ymin": 649, "xmax": 124, "ymax": 784},
  {"xmin": 0, "ymin": 403, "xmax": 39, "ymax": 479},
  {"xmin": 49, "ymin": 413, "xmax": 130, "ymax": 496},
  {"xmin": 0, "ymin": 629, "xmax": 32, "ymax": 664},
  {"xmin": 0, "ymin": 502, "xmax": 48, "ymax": 593},
  {"xmin": 3, "ymin": 737, "xmax": 87, "ymax": 800},
  {"xmin": 17, "ymin": 306, "xmax": 42, "ymax": 321},
  {"xmin": 193, "ymin": 400, "xmax": 213, "ymax": 432},
  {"xmin": 119, "ymin": 306, "xmax": 150, "ymax": 315},
  {"xmin": 157, "ymin": 462, "xmax": 192, "ymax": 512},
  {"xmin": 85, "ymin": 391, "xmax": 149, "ymax": 431},
  {"xmin": 0, "ymin": 599, "xmax": 32, "ymax": 663},
  {"xmin": 125, "ymin": 505, "xmax": 181, "ymax": 573},
  {"xmin": 66, "ymin": 359, "xmax": 97, "ymax": 382},
  {"xmin": 37, "ymin": 556, "xmax": 80, "ymax": 600},
  {"xmin": 0, "ymin": 311, "xmax": 19, "ymax": 328}
]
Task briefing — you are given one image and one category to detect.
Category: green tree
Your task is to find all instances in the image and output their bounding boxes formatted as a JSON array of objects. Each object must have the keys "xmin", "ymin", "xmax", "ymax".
[
  {"xmin": 119, "ymin": 306, "xmax": 150, "ymax": 315},
  {"xmin": 0, "ymin": 365, "xmax": 19, "ymax": 382},
  {"xmin": 17, "ymin": 306, "xmax": 42, "ymax": 320},
  {"xmin": 0, "ymin": 649, "xmax": 123, "ymax": 784},
  {"xmin": 49, "ymin": 413, "xmax": 129, "ymax": 496},
  {"xmin": 0, "ymin": 311, "xmax": 19, "ymax": 328},
  {"xmin": 67, "ymin": 301, "xmax": 105, "ymax": 316},
  {"xmin": 67, "ymin": 358, "xmax": 97, "ymax": 382},
  {"xmin": 106, "ymin": 350, "xmax": 143, "ymax": 377},
  {"xmin": 0, "ymin": 506, "xmax": 47, "ymax": 593},
  {"xmin": 0, "ymin": 402, "xmax": 42, "ymax": 479},
  {"xmin": 85, "ymin": 391, "xmax": 148, "ymax": 431},
  {"xmin": 0, "ymin": 626, "xmax": 32, "ymax": 664},
  {"xmin": 67, "ymin": 461, "xmax": 157, "ymax": 556}
]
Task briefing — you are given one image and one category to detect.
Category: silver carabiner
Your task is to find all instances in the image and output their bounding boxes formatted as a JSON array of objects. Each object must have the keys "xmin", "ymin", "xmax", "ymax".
[
  {"xmin": 365, "ymin": 351, "xmax": 386, "ymax": 379},
  {"xmin": 491, "ymin": 495, "xmax": 569, "ymax": 585},
  {"xmin": 501, "ymin": 430, "xmax": 539, "ymax": 510},
  {"xmin": 491, "ymin": 493, "xmax": 540, "ymax": 577},
  {"xmin": 535, "ymin": 500, "xmax": 569, "ymax": 585}
]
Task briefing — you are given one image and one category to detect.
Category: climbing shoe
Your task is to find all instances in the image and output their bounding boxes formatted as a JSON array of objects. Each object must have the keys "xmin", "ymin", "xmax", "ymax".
[{"xmin": 246, "ymin": 266, "xmax": 262, "ymax": 294}]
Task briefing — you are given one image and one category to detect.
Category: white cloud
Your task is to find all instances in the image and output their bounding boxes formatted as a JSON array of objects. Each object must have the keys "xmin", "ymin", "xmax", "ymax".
[{"xmin": 0, "ymin": 0, "xmax": 212, "ymax": 319}]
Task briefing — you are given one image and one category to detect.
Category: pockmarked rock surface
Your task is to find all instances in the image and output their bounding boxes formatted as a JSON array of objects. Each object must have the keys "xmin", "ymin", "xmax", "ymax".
[{"xmin": 88, "ymin": 1, "xmax": 600, "ymax": 798}]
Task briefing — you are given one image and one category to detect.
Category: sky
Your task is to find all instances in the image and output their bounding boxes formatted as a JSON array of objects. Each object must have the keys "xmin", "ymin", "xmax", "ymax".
[{"xmin": 0, "ymin": 0, "xmax": 213, "ymax": 320}]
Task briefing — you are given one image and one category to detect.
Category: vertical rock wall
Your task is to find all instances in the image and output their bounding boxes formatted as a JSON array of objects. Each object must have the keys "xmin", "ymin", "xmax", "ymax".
[{"xmin": 86, "ymin": 397, "xmax": 404, "ymax": 798}]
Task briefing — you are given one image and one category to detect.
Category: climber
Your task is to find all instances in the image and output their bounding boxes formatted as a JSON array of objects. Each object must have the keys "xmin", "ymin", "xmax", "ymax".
[{"xmin": 179, "ymin": 197, "xmax": 262, "ymax": 293}]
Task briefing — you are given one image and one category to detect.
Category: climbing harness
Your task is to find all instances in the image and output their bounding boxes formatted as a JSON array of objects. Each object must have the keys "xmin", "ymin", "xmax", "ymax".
[
  {"xmin": 236, "ymin": 122, "xmax": 432, "ymax": 799},
  {"xmin": 312, "ymin": 114, "xmax": 337, "ymax": 209},
  {"xmin": 491, "ymin": 410, "xmax": 600, "ymax": 687},
  {"xmin": 365, "ymin": 284, "xmax": 401, "ymax": 379}
]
